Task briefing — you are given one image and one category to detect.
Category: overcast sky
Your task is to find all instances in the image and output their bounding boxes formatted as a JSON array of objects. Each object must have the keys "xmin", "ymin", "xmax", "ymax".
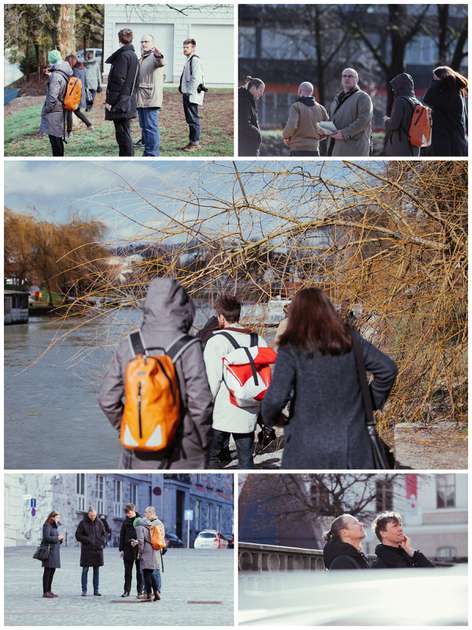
[{"xmin": 5, "ymin": 160, "xmax": 384, "ymax": 244}]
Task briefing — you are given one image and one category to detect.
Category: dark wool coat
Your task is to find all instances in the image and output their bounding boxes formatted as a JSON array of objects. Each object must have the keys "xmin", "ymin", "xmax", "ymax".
[
  {"xmin": 41, "ymin": 521, "xmax": 62, "ymax": 569},
  {"xmin": 261, "ymin": 331, "xmax": 398, "ymax": 469},
  {"xmin": 238, "ymin": 87, "xmax": 262, "ymax": 156},
  {"xmin": 75, "ymin": 515, "xmax": 106, "ymax": 567},
  {"xmin": 323, "ymin": 541, "xmax": 370, "ymax": 570},
  {"xmin": 98, "ymin": 278, "xmax": 213, "ymax": 469},
  {"xmin": 423, "ymin": 80, "xmax": 468, "ymax": 156},
  {"xmin": 384, "ymin": 73, "xmax": 421, "ymax": 157},
  {"xmin": 373, "ymin": 544, "xmax": 434, "ymax": 569},
  {"xmin": 119, "ymin": 513, "xmax": 141, "ymax": 561},
  {"xmin": 105, "ymin": 44, "xmax": 139, "ymax": 121}
]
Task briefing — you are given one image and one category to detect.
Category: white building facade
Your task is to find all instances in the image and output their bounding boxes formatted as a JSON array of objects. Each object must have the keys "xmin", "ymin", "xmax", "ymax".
[{"xmin": 103, "ymin": 4, "xmax": 234, "ymax": 86}]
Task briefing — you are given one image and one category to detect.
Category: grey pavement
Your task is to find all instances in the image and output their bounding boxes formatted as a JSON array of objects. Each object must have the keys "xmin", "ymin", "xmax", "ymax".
[{"xmin": 5, "ymin": 546, "xmax": 234, "ymax": 626}]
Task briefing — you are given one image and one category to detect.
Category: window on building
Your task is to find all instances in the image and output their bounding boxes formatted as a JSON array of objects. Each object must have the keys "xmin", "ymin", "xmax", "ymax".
[
  {"xmin": 96, "ymin": 475, "xmax": 105, "ymax": 514},
  {"xmin": 217, "ymin": 505, "xmax": 222, "ymax": 530},
  {"xmin": 77, "ymin": 473, "xmax": 86, "ymax": 512},
  {"xmin": 113, "ymin": 479, "xmax": 122, "ymax": 518},
  {"xmin": 436, "ymin": 546, "xmax": 457, "ymax": 559},
  {"xmin": 239, "ymin": 26, "xmax": 256, "ymax": 58},
  {"xmin": 130, "ymin": 483, "xmax": 138, "ymax": 507},
  {"xmin": 260, "ymin": 92, "xmax": 292, "ymax": 128},
  {"xmin": 406, "ymin": 35, "xmax": 438, "ymax": 64},
  {"xmin": 208, "ymin": 503, "xmax": 215, "ymax": 529},
  {"xmin": 437, "ymin": 475, "xmax": 456, "ymax": 509},
  {"xmin": 376, "ymin": 479, "xmax": 394, "ymax": 512}
]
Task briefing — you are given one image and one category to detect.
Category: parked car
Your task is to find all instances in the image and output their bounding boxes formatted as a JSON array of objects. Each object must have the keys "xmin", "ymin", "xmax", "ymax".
[
  {"xmin": 76, "ymin": 48, "xmax": 102, "ymax": 63},
  {"xmin": 194, "ymin": 530, "xmax": 229, "ymax": 549},
  {"xmin": 165, "ymin": 532, "xmax": 184, "ymax": 548}
]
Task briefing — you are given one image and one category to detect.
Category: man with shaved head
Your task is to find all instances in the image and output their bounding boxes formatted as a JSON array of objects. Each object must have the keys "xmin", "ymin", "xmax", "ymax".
[
  {"xmin": 322, "ymin": 67, "xmax": 373, "ymax": 156},
  {"xmin": 283, "ymin": 81, "xmax": 329, "ymax": 156}
]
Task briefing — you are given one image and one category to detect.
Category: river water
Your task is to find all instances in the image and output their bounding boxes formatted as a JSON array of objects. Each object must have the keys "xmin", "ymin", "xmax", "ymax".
[{"xmin": 5, "ymin": 306, "xmax": 217, "ymax": 469}]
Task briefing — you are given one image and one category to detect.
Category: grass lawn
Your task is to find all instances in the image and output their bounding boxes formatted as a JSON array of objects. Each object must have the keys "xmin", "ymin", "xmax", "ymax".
[{"xmin": 4, "ymin": 87, "xmax": 234, "ymax": 157}]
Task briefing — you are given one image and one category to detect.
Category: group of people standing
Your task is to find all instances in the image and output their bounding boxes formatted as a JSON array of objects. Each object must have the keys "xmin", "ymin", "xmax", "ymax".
[
  {"xmin": 40, "ymin": 29, "xmax": 205, "ymax": 157},
  {"xmin": 323, "ymin": 511, "xmax": 434, "ymax": 570},
  {"xmin": 238, "ymin": 65, "xmax": 468, "ymax": 157},
  {"xmin": 98, "ymin": 278, "xmax": 398, "ymax": 470},
  {"xmin": 39, "ymin": 504, "xmax": 164, "ymax": 601}
]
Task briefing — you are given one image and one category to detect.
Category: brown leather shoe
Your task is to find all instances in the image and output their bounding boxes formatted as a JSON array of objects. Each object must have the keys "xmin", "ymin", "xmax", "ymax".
[
  {"xmin": 153, "ymin": 591, "xmax": 161, "ymax": 601},
  {"xmin": 50, "ymin": 592, "xmax": 59, "ymax": 597},
  {"xmin": 43, "ymin": 592, "xmax": 54, "ymax": 598},
  {"xmin": 183, "ymin": 143, "xmax": 201, "ymax": 152}
]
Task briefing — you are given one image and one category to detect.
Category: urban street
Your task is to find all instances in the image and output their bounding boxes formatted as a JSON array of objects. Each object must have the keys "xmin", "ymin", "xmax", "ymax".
[{"xmin": 5, "ymin": 547, "xmax": 234, "ymax": 626}]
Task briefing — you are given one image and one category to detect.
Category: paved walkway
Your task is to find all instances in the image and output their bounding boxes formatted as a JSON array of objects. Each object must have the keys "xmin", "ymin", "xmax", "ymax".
[{"xmin": 5, "ymin": 546, "xmax": 234, "ymax": 625}]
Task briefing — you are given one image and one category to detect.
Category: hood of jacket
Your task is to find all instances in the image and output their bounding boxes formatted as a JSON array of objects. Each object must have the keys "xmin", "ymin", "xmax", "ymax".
[
  {"xmin": 390, "ymin": 73, "xmax": 415, "ymax": 97},
  {"xmin": 133, "ymin": 516, "xmax": 161, "ymax": 528},
  {"xmin": 106, "ymin": 43, "xmax": 136, "ymax": 65},
  {"xmin": 323, "ymin": 540, "xmax": 365, "ymax": 567},
  {"xmin": 296, "ymin": 96, "xmax": 316, "ymax": 107},
  {"xmin": 51, "ymin": 61, "xmax": 73, "ymax": 78},
  {"xmin": 141, "ymin": 278, "xmax": 195, "ymax": 333}
]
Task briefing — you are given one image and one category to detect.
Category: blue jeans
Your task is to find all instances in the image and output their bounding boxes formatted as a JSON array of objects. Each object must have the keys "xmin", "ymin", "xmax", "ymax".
[
  {"xmin": 81, "ymin": 566, "xmax": 99, "ymax": 593},
  {"xmin": 182, "ymin": 95, "xmax": 201, "ymax": 143},
  {"xmin": 137, "ymin": 107, "xmax": 160, "ymax": 156},
  {"xmin": 152, "ymin": 569, "xmax": 162, "ymax": 593}
]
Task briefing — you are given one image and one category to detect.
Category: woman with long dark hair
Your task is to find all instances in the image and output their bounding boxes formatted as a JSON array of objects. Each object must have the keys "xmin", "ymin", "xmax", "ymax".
[
  {"xmin": 423, "ymin": 66, "xmax": 468, "ymax": 157},
  {"xmin": 41, "ymin": 511, "xmax": 64, "ymax": 598},
  {"xmin": 261, "ymin": 288, "xmax": 398, "ymax": 469}
]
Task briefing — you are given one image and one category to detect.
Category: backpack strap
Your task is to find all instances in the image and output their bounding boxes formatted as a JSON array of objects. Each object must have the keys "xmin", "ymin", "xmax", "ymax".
[
  {"xmin": 166, "ymin": 334, "xmax": 200, "ymax": 363},
  {"xmin": 212, "ymin": 330, "xmax": 241, "ymax": 349},
  {"xmin": 250, "ymin": 332, "xmax": 259, "ymax": 347},
  {"xmin": 129, "ymin": 330, "xmax": 146, "ymax": 356}
]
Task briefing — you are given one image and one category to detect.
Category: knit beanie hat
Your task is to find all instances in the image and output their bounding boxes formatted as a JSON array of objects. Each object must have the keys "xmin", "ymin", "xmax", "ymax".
[{"xmin": 48, "ymin": 49, "xmax": 62, "ymax": 65}]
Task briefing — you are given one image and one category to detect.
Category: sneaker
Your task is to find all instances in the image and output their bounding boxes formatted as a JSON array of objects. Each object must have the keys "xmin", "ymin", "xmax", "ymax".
[{"xmin": 121, "ymin": 591, "xmax": 130, "ymax": 598}]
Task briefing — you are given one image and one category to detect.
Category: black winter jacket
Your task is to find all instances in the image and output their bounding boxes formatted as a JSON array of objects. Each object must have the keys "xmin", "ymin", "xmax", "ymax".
[
  {"xmin": 238, "ymin": 87, "xmax": 261, "ymax": 156},
  {"xmin": 323, "ymin": 541, "xmax": 370, "ymax": 570},
  {"xmin": 75, "ymin": 516, "xmax": 106, "ymax": 567},
  {"xmin": 105, "ymin": 44, "xmax": 139, "ymax": 121},
  {"xmin": 423, "ymin": 80, "xmax": 468, "ymax": 157},
  {"xmin": 373, "ymin": 543, "xmax": 434, "ymax": 569},
  {"xmin": 119, "ymin": 513, "xmax": 141, "ymax": 561}
]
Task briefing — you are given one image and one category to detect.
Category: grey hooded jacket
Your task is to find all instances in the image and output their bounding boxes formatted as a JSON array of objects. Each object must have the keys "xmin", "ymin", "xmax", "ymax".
[
  {"xmin": 97, "ymin": 278, "xmax": 213, "ymax": 469},
  {"xmin": 135, "ymin": 517, "xmax": 165, "ymax": 570},
  {"xmin": 39, "ymin": 61, "xmax": 73, "ymax": 138}
]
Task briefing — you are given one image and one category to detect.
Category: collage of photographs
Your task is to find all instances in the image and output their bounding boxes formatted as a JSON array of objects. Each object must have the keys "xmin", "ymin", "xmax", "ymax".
[{"xmin": 2, "ymin": 1, "xmax": 469, "ymax": 628}]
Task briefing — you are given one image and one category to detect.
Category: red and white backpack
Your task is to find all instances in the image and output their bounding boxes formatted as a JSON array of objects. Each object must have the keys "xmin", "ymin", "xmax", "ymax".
[{"xmin": 214, "ymin": 331, "xmax": 277, "ymax": 409}]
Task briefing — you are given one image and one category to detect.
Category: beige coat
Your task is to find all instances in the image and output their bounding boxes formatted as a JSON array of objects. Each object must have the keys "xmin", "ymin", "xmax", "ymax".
[
  {"xmin": 283, "ymin": 100, "xmax": 329, "ymax": 152},
  {"xmin": 136, "ymin": 50, "xmax": 165, "ymax": 109},
  {"xmin": 330, "ymin": 89, "xmax": 373, "ymax": 157}
]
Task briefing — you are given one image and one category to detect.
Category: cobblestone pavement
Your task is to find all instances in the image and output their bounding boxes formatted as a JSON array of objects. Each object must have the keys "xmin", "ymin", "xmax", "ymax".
[{"xmin": 5, "ymin": 546, "xmax": 234, "ymax": 625}]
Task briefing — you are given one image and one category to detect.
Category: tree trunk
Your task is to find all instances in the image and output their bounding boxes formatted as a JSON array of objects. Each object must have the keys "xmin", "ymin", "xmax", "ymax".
[
  {"xmin": 58, "ymin": 4, "xmax": 76, "ymax": 58},
  {"xmin": 450, "ymin": 23, "xmax": 468, "ymax": 70},
  {"xmin": 436, "ymin": 5, "xmax": 449, "ymax": 65}
]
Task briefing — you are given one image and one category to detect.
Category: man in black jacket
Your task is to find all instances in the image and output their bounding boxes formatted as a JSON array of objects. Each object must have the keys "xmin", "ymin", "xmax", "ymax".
[
  {"xmin": 323, "ymin": 514, "xmax": 370, "ymax": 570},
  {"xmin": 105, "ymin": 28, "xmax": 139, "ymax": 156},
  {"xmin": 119, "ymin": 503, "xmax": 143, "ymax": 597},
  {"xmin": 372, "ymin": 512, "xmax": 434, "ymax": 569}
]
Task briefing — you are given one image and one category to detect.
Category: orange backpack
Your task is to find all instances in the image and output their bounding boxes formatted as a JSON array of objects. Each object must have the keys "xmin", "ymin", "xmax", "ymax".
[
  {"xmin": 120, "ymin": 331, "xmax": 197, "ymax": 452},
  {"xmin": 149, "ymin": 524, "xmax": 166, "ymax": 551},
  {"xmin": 403, "ymin": 99, "xmax": 432, "ymax": 148},
  {"xmin": 63, "ymin": 76, "xmax": 82, "ymax": 111}
]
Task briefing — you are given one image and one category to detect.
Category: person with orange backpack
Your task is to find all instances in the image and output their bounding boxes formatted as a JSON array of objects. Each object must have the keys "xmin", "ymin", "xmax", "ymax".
[
  {"xmin": 134, "ymin": 506, "xmax": 166, "ymax": 602},
  {"xmin": 98, "ymin": 278, "xmax": 213, "ymax": 469},
  {"xmin": 203, "ymin": 294, "xmax": 276, "ymax": 469},
  {"xmin": 39, "ymin": 49, "xmax": 73, "ymax": 156},
  {"xmin": 383, "ymin": 73, "xmax": 428, "ymax": 157},
  {"xmin": 65, "ymin": 54, "xmax": 93, "ymax": 136}
]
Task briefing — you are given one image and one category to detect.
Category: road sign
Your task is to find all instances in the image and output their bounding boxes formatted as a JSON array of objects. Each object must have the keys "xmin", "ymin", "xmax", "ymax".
[{"xmin": 184, "ymin": 510, "xmax": 193, "ymax": 521}]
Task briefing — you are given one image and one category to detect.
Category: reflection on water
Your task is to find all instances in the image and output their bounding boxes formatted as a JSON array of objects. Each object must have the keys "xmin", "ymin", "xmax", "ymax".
[{"xmin": 5, "ymin": 306, "xmax": 215, "ymax": 469}]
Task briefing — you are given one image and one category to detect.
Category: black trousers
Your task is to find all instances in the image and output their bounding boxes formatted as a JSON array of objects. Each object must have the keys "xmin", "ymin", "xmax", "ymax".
[
  {"xmin": 113, "ymin": 119, "xmax": 134, "ymax": 156},
  {"xmin": 43, "ymin": 567, "xmax": 56, "ymax": 594},
  {"xmin": 66, "ymin": 109, "xmax": 92, "ymax": 133},
  {"xmin": 86, "ymin": 89, "xmax": 97, "ymax": 112},
  {"xmin": 209, "ymin": 429, "xmax": 254, "ymax": 469},
  {"xmin": 290, "ymin": 150, "xmax": 319, "ymax": 156},
  {"xmin": 182, "ymin": 94, "xmax": 201, "ymax": 143},
  {"xmin": 124, "ymin": 557, "xmax": 143, "ymax": 594},
  {"xmin": 49, "ymin": 135, "xmax": 64, "ymax": 156}
]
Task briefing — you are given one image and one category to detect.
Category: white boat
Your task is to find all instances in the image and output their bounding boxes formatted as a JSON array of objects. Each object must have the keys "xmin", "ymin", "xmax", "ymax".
[{"xmin": 4, "ymin": 290, "xmax": 29, "ymax": 324}]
